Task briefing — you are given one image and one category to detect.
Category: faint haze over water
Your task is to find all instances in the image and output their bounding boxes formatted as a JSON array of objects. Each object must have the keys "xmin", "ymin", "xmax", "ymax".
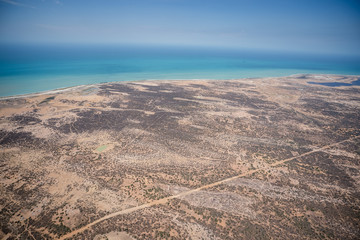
[{"xmin": 1, "ymin": 44, "xmax": 359, "ymax": 97}]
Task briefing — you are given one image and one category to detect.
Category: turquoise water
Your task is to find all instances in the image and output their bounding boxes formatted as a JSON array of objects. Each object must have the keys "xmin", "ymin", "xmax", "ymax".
[{"xmin": 1, "ymin": 44, "xmax": 360, "ymax": 97}]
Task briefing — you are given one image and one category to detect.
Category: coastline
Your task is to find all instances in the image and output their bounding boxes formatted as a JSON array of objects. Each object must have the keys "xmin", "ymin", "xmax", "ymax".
[
  {"xmin": 0, "ymin": 84, "xmax": 98, "ymax": 101},
  {"xmin": 1, "ymin": 72, "xmax": 360, "ymax": 239},
  {"xmin": 1, "ymin": 73, "xmax": 359, "ymax": 101}
]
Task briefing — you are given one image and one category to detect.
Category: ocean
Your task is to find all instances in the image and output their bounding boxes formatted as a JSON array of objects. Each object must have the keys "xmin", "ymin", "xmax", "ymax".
[{"xmin": 1, "ymin": 44, "xmax": 360, "ymax": 97}]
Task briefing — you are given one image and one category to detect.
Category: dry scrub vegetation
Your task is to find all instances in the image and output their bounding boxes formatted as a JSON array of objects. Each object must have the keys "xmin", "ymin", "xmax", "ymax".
[{"xmin": 1, "ymin": 74, "xmax": 360, "ymax": 239}]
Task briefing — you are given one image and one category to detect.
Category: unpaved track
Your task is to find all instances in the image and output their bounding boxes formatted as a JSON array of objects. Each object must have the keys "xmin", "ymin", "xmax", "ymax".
[{"xmin": 59, "ymin": 136, "xmax": 359, "ymax": 240}]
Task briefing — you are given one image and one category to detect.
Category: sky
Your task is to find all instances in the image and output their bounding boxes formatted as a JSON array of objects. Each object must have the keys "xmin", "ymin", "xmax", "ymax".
[{"xmin": 0, "ymin": 0, "xmax": 360, "ymax": 55}]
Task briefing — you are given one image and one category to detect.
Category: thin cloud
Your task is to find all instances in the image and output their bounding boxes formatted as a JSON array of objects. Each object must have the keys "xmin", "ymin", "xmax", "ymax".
[
  {"xmin": 0, "ymin": 0, "xmax": 36, "ymax": 9},
  {"xmin": 40, "ymin": 0, "xmax": 63, "ymax": 5},
  {"xmin": 35, "ymin": 24, "xmax": 72, "ymax": 31}
]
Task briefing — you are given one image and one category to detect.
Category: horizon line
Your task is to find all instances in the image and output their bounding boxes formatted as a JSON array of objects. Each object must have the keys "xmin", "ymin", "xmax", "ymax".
[{"xmin": 0, "ymin": 42, "xmax": 359, "ymax": 58}]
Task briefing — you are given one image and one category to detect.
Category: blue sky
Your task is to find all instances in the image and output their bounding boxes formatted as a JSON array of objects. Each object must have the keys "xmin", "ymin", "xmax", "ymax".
[{"xmin": 0, "ymin": 0, "xmax": 359, "ymax": 55}]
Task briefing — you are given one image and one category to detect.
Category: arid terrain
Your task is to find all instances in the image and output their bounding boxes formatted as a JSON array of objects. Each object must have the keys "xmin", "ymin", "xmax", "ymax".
[{"xmin": 0, "ymin": 74, "xmax": 359, "ymax": 239}]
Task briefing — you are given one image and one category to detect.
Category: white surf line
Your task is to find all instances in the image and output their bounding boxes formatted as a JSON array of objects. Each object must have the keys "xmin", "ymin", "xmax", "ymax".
[{"xmin": 58, "ymin": 136, "xmax": 359, "ymax": 240}]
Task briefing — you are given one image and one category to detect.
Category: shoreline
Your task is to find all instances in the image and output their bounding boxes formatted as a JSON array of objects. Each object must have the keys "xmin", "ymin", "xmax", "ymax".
[{"xmin": 0, "ymin": 73, "xmax": 359, "ymax": 101}]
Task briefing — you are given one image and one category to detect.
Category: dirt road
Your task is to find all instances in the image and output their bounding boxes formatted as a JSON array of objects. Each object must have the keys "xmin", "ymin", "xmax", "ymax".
[{"xmin": 59, "ymin": 136, "xmax": 359, "ymax": 240}]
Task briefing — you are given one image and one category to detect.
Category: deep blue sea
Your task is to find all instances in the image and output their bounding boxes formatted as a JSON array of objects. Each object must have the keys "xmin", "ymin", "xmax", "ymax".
[{"xmin": 1, "ymin": 44, "xmax": 360, "ymax": 97}]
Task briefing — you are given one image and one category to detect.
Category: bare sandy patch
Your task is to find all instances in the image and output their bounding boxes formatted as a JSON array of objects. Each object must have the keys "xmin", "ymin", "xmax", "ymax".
[
  {"xmin": 94, "ymin": 231, "xmax": 135, "ymax": 240},
  {"xmin": 162, "ymin": 185, "xmax": 256, "ymax": 218}
]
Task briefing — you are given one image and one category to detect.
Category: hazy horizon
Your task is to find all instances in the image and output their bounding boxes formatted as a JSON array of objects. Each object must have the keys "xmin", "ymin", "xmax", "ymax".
[{"xmin": 1, "ymin": 0, "xmax": 360, "ymax": 56}]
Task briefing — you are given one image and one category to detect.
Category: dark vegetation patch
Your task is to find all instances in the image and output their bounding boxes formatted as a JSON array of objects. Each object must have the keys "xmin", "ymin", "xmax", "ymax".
[
  {"xmin": 291, "ymin": 152, "xmax": 355, "ymax": 189},
  {"xmin": 47, "ymin": 109, "xmax": 144, "ymax": 134},
  {"xmin": 216, "ymin": 81, "xmax": 254, "ymax": 89},
  {"xmin": 39, "ymin": 96, "xmax": 55, "ymax": 105},
  {"xmin": 299, "ymin": 98, "xmax": 360, "ymax": 130},
  {"xmin": 0, "ymin": 130, "xmax": 40, "ymax": 146},
  {"xmin": 189, "ymin": 83, "xmax": 211, "ymax": 90},
  {"xmin": 99, "ymin": 83, "xmax": 136, "ymax": 96},
  {"xmin": 221, "ymin": 92, "xmax": 279, "ymax": 110},
  {"xmin": 301, "ymin": 98, "xmax": 348, "ymax": 117},
  {"xmin": 0, "ymin": 98, "xmax": 27, "ymax": 108},
  {"xmin": 8, "ymin": 115, "xmax": 41, "ymax": 125},
  {"xmin": 86, "ymin": 207, "xmax": 189, "ymax": 240}
]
